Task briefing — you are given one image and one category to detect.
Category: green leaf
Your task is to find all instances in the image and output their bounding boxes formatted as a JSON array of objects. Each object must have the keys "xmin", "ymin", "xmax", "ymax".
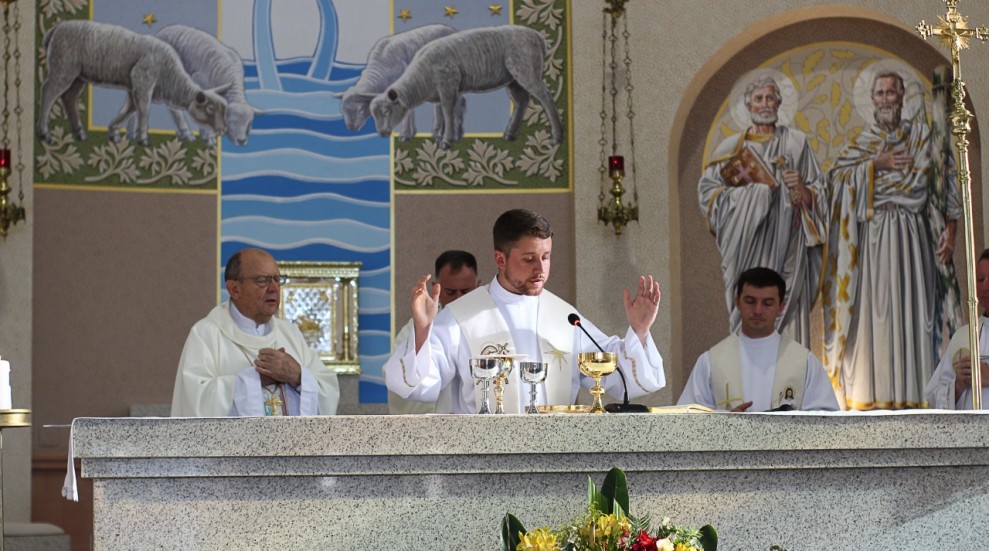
[
  {"xmin": 600, "ymin": 467, "xmax": 629, "ymax": 516},
  {"xmin": 588, "ymin": 475, "xmax": 607, "ymax": 513},
  {"xmin": 699, "ymin": 524, "xmax": 718, "ymax": 551},
  {"xmin": 500, "ymin": 512, "xmax": 526, "ymax": 551}
]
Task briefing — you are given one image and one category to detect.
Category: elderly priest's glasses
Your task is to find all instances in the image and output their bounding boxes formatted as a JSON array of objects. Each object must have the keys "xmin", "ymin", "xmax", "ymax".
[{"xmin": 242, "ymin": 275, "xmax": 288, "ymax": 288}]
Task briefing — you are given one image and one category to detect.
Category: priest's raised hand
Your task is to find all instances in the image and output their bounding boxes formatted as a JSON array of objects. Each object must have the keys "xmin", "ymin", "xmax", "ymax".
[
  {"xmin": 624, "ymin": 275, "xmax": 661, "ymax": 346},
  {"xmin": 411, "ymin": 273, "xmax": 442, "ymax": 352}
]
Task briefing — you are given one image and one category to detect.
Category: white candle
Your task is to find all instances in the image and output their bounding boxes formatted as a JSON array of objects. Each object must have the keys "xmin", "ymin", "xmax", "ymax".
[{"xmin": 0, "ymin": 358, "xmax": 11, "ymax": 409}]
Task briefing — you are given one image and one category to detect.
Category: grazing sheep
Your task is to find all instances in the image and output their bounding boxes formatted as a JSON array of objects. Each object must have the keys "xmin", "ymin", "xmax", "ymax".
[
  {"xmin": 154, "ymin": 24, "xmax": 260, "ymax": 146},
  {"xmin": 37, "ymin": 20, "xmax": 228, "ymax": 147},
  {"xmin": 370, "ymin": 25, "xmax": 564, "ymax": 150},
  {"xmin": 335, "ymin": 24, "xmax": 463, "ymax": 141}
]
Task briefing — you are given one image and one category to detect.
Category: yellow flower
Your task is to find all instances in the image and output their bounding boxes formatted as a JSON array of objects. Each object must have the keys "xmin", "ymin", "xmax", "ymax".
[
  {"xmin": 673, "ymin": 544, "xmax": 698, "ymax": 551},
  {"xmin": 516, "ymin": 527, "xmax": 558, "ymax": 551}
]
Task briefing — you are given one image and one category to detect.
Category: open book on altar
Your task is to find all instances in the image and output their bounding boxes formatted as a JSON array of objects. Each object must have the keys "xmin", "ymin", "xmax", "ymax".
[
  {"xmin": 648, "ymin": 404, "xmax": 714, "ymax": 414},
  {"xmin": 718, "ymin": 145, "xmax": 778, "ymax": 188}
]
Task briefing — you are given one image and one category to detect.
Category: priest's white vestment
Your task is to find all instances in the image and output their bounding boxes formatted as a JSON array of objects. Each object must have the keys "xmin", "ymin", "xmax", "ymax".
[
  {"xmin": 171, "ymin": 302, "xmax": 340, "ymax": 417},
  {"xmin": 383, "ymin": 277, "xmax": 666, "ymax": 414},
  {"xmin": 678, "ymin": 332, "xmax": 838, "ymax": 411}
]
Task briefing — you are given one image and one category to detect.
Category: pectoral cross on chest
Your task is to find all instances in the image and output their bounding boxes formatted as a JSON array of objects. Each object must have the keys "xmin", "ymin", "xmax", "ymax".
[
  {"xmin": 716, "ymin": 383, "xmax": 744, "ymax": 411},
  {"xmin": 264, "ymin": 389, "xmax": 284, "ymax": 416}
]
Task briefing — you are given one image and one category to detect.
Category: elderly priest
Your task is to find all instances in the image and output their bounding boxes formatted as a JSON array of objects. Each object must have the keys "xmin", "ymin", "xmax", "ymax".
[
  {"xmin": 171, "ymin": 248, "xmax": 340, "ymax": 416},
  {"xmin": 384, "ymin": 208, "xmax": 667, "ymax": 414}
]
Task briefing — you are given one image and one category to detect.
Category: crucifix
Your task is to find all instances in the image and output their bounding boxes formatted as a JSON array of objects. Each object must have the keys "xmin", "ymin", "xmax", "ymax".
[
  {"xmin": 917, "ymin": 0, "xmax": 989, "ymax": 408},
  {"xmin": 264, "ymin": 392, "xmax": 284, "ymax": 416}
]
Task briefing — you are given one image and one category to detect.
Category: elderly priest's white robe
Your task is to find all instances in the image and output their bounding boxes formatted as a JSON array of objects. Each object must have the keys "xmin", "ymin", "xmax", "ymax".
[
  {"xmin": 171, "ymin": 302, "xmax": 339, "ymax": 417},
  {"xmin": 383, "ymin": 277, "xmax": 666, "ymax": 414},
  {"xmin": 678, "ymin": 332, "xmax": 838, "ymax": 411},
  {"xmin": 924, "ymin": 318, "xmax": 989, "ymax": 410}
]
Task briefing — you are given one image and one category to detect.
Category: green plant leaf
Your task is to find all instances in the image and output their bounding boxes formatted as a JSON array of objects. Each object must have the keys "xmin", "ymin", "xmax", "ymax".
[
  {"xmin": 500, "ymin": 512, "xmax": 526, "ymax": 551},
  {"xmin": 699, "ymin": 524, "xmax": 718, "ymax": 551},
  {"xmin": 600, "ymin": 467, "xmax": 629, "ymax": 516},
  {"xmin": 588, "ymin": 475, "xmax": 607, "ymax": 513}
]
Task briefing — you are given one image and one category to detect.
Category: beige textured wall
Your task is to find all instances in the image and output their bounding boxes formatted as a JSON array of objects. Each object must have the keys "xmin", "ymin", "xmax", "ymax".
[
  {"xmin": 0, "ymin": 0, "xmax": 35, "ymax": 523},
  {"xmin": 7, "ymin": 2, "xmax": 989, "ymax": 524}
]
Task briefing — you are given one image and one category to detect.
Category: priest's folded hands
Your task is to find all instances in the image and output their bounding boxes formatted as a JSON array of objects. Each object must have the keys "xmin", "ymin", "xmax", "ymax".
[{"xmin": 255, "ymin": 347, "xmax": 302, "ymax": 387}]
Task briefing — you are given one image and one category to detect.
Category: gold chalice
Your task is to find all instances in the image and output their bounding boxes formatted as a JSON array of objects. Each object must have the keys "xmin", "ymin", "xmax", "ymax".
[{"xmin": 577, "ymin": 352, "xmax": 617, "ymax": 413}]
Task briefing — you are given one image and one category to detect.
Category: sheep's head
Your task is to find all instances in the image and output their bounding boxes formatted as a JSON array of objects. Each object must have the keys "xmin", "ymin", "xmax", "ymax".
[
  {"xmin": 225, "ymin": 103, "xmax": 261, "ymax": 146},
  {"xmin": 370, "ymin": 89, "xmax": 409, "ymax": 138},
  {"xmin": 335, "ymin": 89, "xmax": 377, "ymax": 131},
  {"xmin": 189, "ymin": 90, "xmax": 228, "ymax": 138}
]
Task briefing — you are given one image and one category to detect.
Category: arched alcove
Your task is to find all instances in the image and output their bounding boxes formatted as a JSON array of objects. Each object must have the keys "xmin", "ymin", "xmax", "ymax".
[{"xmin": 667, "ymin": 7, "xmax": 983, "ymax": 401}]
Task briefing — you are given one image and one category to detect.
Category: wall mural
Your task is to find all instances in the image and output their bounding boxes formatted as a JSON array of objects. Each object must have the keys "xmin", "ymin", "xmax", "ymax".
[
  {"xmin": 701, "ymin": 43, "xmax": 963, "ymax": 410},
  {"xmin": 34, "ymin": 0, "xmax": 570, "ymax": 404}
]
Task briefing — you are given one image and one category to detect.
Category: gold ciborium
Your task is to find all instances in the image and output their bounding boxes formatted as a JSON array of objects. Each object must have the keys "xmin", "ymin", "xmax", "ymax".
[{"xmin": 577, "ymin": 351, "xmax": 617, "ymax": 413}]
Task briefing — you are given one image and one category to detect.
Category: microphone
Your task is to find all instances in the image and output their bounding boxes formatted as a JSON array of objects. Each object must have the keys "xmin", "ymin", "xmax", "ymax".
[{"xmin": 568, "ymin": 313, "xmax": 649, "ymax": 413}]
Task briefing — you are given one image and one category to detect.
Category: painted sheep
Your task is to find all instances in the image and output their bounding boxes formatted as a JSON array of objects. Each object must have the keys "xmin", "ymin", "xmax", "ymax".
[
  {"xmin": 370, "ymin": 25, "xmax": 564, "ymax": 150},
  {"xmin": 154, "ymin": 24, "xmax": 260, "ymax": 146},
  {"xmin": 37, "ymin": 20, "xmax": 228, "ymax": 147},
  {"xmin": 335, "ymin": 24, "xmax": 463, "ymax": 142}
]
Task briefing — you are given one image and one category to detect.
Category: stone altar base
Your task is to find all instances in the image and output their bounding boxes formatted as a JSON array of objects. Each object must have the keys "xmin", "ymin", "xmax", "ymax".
[{"xmin": 71, "ymin": 412, "xmax": 989, "ymax": 550}]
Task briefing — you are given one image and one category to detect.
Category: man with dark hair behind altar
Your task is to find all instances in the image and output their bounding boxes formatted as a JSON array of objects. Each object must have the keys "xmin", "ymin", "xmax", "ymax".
[
  {"xmin": 383, "ymin": 208, "xmax": 666, "ymax": 414},
  {"xmin": 678, "ymin": 267, "xmax": 838, "ymax": 412},
  {"xmin": 925, "ymin": 248, "xmax": 989, "ymax": 409},
  {"xmin": 387, "ymin": 249, "xmax": 480, "ymax": 414}
]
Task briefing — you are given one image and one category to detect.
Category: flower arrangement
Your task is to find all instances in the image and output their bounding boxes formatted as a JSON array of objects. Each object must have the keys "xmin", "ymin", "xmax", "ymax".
[{"xmin": 501, "ymin": 467, "xmax": 717, "ymax": 551}]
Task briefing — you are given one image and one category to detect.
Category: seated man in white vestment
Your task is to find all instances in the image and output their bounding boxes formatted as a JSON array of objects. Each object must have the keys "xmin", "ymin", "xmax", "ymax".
[
  {"xmin": 925, "ymin": 249, "xmax": 989, "ymax": 410},
  {"xmin": 384, "ymin": 208, "xmax": 667, "ymax": 414},
  {"xmin": 387, "ymin": 250, "xmax": 480, "ymax": 414},
  {"xmin": 171, "ymin": 248, "xmax": 340, "ymax": 416},
  {"xmin": 678, "ymin": 267, "xmax": 838, "ymax": 411}
]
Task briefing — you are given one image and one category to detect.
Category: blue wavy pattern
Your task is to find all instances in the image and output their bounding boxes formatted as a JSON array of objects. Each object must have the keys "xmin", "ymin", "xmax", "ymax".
[{"xmin": 221, "ymin": 20, "xmax": 391, "ymax": 402}]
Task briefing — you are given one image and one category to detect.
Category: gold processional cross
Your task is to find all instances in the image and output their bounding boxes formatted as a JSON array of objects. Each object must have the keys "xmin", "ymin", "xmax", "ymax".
[{"xmin": 917, "ymin": 0, "xmax": 989, "ymax": 408}]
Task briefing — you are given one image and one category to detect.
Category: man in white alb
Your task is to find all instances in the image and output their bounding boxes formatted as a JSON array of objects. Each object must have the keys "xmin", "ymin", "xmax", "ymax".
[
  {"xmin": 383, "ymin": 209, "xmax": 666, "ymax": 414},
  {"xmin": 387, "ymin": 250, "xmax": 480, "ymax": 414},
  {"xmin": 171, "ymin": 248, "xmax": 340, "ymax": 416},
  {"xmin": 678, "ymin": 267, "xmax": 837, "ymax": 411},
  {"xmin": 925, "ymin": 249, "xmax": 989, "ymax": 410}
]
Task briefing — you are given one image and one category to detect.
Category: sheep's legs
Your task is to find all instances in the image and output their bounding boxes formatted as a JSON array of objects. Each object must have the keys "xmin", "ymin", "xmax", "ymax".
[
  {"xmin": 503, "ymin": 81, "xmax": 530, "ymax": 142},
  {"xmin": 37, "ymin": 67, "xmax": 79, "ymax": 143},
  {"xmin": 61, "ymin": 78, "xmax": 88, "ymax": 141}
]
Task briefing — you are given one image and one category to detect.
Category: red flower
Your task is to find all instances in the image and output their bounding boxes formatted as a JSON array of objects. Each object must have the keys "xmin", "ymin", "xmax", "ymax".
[{"xmin": 630, "ymin": 530, "xmax": 658, "ymax": 551}]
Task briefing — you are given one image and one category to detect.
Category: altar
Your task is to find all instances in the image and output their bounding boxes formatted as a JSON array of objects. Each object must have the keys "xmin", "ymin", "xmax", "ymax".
[{"xmin": 71, "ymin": 412, "xmax": 989, "ymax": 550}]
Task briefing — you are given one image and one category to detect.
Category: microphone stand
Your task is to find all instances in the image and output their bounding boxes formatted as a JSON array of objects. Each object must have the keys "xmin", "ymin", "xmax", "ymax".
[{"xmin": 569, "ymin": 314, "xmax": 650, "ymax": 413}]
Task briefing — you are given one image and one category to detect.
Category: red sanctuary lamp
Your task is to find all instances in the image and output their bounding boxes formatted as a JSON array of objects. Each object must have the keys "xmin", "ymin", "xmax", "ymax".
[
  {"xmin": 0, "ymin": 147, "xmax": 26, "ymax": 239},
  {"xmin": 598, "ymin": 154, "xmax": 637, "ymax": 236},
  {"xmin": 0, "ymin": 0, "xmax": 28, "ymax": 239}
]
